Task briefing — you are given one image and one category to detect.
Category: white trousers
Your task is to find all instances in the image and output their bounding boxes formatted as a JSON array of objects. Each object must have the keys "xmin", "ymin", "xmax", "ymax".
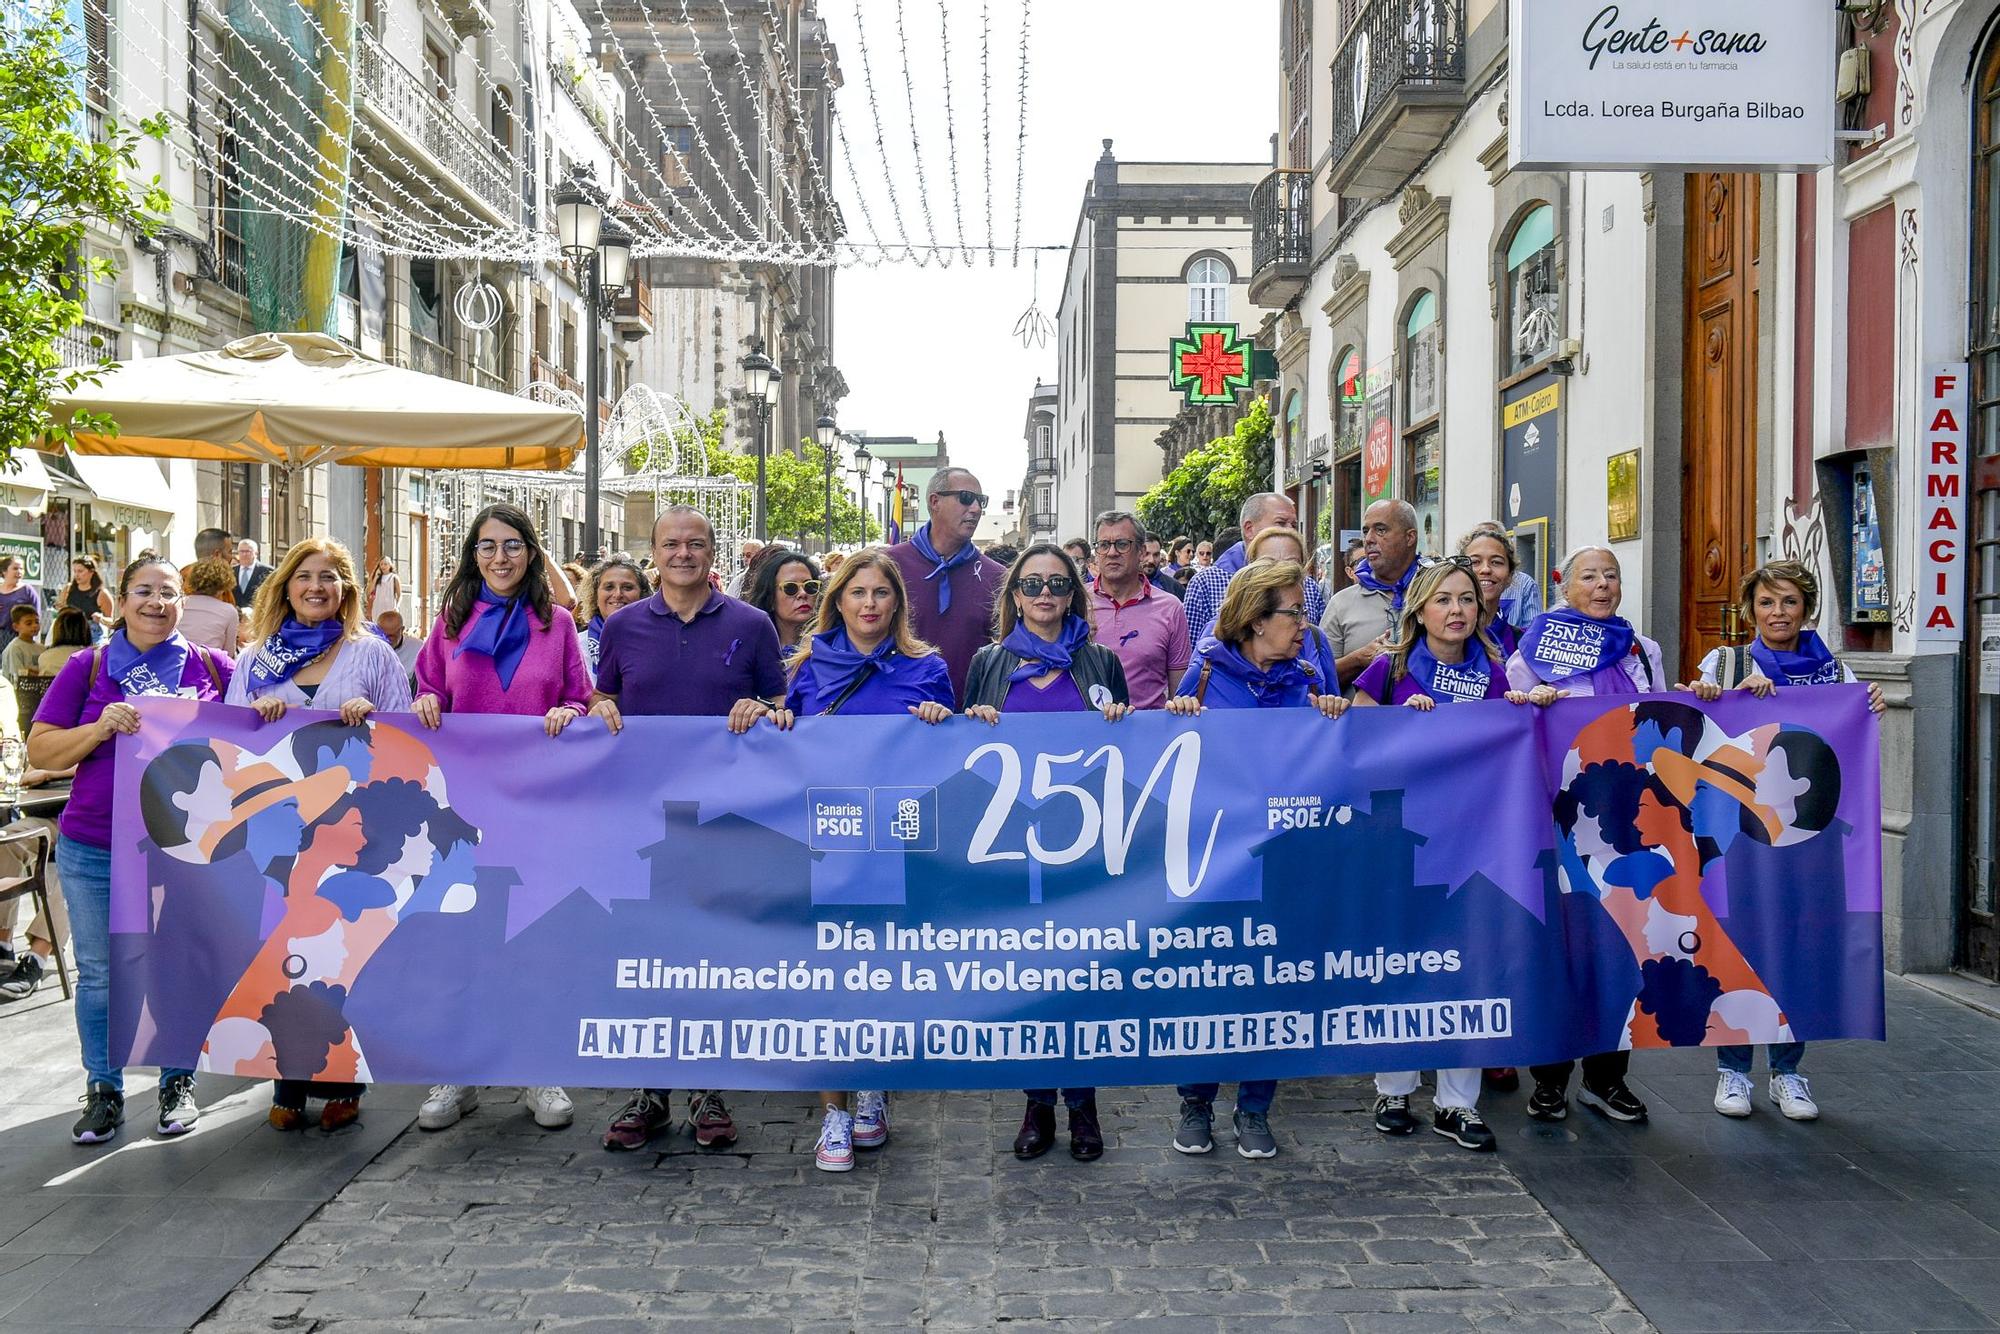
[{"xmin": 1375, "ymin": 1068, "xmax": 1481, "ymax": 1109}]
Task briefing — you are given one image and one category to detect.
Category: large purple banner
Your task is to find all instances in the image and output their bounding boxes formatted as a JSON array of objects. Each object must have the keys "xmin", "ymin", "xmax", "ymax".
[{"xmin": 107, "ymin": 689, "xmax": 1883, "ymax": 1090}]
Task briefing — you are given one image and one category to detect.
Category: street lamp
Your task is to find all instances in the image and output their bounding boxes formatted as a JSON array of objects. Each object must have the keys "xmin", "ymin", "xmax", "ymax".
[
  {"xmin": 554, "ymin": 174, "xmax": 631, "ymax": 557},
  {"xmin": 852, "ymin": 442, "xmax": 872, "ymax": 545},
  {"xmin": 740, "ymin": 343, "xmax": 773, "ymax": 541},
  {"xmin": 815, "ymin": 414, "xmax": 840, "ymax": 551}
]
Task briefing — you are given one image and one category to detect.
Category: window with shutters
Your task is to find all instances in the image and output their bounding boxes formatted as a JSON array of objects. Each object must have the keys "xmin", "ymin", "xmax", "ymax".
[
  {"xmin": 1186, "ymin": 255, "xmax": 1232, "ymax": 323},
  {"xmin": 82, "ymin": 0, "xmax": 110, "ymax": 131},
  {"xmin": 1284, "ymin": 0, "xmax": 1312, "ymax": 169}
]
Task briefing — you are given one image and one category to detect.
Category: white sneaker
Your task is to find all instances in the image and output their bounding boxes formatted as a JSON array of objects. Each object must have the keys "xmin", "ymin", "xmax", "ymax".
[
  {"xmin": 418, "ymin": 1084, "xmax": 477, "ymax": 1130},
  {"xmin": 524, "ymin": 1086, "xmax": 573, "ymax": 1129},
  {"xmin": 815, "ymin": 1107, "xmax": 854, "ymax": 1172},
  {"xmin": 852, "ymin": 1090, "xmax": 889, "ymax": 1148},
  {"xmin": 1713, "ymin": 1071, "xmax": 1754, "ymax": 1118},
  {"xmin": 1770, "ymin": 1073, "xmax": 1819, "ymax": 1121}
]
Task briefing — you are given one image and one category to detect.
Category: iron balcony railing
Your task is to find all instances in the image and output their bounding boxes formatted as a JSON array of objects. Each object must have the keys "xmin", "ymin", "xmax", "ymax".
[
  {"xmin": 55, "ymin": 317, "xmax": 120, "ymax": 368},
  {"xmin": 1026, "ymin": 453, "xmax": 1056, "ymax": 479},
  {"xmin": 355, "ymin": 30, "xmax": 514, "ymax": 220},
  {"xmin": 1251, "ymin": 169, "xmax": 1312, "ymax": 277},
  {"xmin": 1328, "ymin": 0, "xmax": 1466, "ymax": 166}
]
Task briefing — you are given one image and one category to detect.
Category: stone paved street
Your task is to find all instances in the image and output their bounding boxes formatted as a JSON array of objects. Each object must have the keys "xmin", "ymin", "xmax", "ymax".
[{"xmin": 6, "ymin": 973, "xmax": 2000, "ymax": 1331}]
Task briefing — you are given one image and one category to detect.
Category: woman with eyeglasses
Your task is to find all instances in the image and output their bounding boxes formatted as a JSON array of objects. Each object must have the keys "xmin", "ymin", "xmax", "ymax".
[
  {"xmin": 412, "ymin": 503, "xmax": 589, "ymax": 1136},
  {"xmin": 961, "ymin": 544, "xmax": 1131, "ymax": 1164},
  {"xmin": 765, "ymin": 550, "xmax": 953, "ymax": 1173},
  {"xmin": 745, "ymin": 546, "xmax": 823, "ymax": 654},
  {"xmin": 1164, "ymin": 558, "xmax": 1346, "ymax": 1161},
  {"xmin": 1245, "ymin": 526, "xmax": 1339, "ymax": 686},
  {"xmin": 1193, "ymin": 539, "xmax": 1215, "ymax": 569},
  {"xmin": 579, "ymin": 555, "xmax": 651, "ymax": 680}
]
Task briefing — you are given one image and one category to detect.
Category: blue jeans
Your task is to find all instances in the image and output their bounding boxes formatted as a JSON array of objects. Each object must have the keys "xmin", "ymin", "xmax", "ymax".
[
  {"xmin": 59, "ymin": 835, "xmax": 192, "ymax": 1094},
  {"xmin": 1177, "ymin": 1081, "xmax": 1276, "ymax": 1115},
  {"xmin": 1023, "ymin": 1088, "xmax": 1095, "ymax": 1108},
  {"xmin": 1717, "ymin": 1042, "xmax": 1805, "ymax": 1076}
]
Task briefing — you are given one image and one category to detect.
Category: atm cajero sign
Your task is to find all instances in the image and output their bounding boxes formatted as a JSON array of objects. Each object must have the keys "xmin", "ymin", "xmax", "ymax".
[{"xmin": 1509, "ymin": 1, "xmax": 1836, "ymax": 172}]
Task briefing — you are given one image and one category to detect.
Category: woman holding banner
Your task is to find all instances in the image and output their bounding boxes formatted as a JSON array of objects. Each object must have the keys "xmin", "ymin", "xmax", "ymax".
[
  {"xmin": 1349, "ymin": 559, "xmax": 1560, "ymax": 1152},
  {"xmin": 412, "ymin": 503, "xmax": 590, "ymax": 1135},
  {"xmin": 1164, "ymin": 559, "xmax": 1346, "ymax": 1160},
  {"xmin": 28, "ymin": 557, "xmax": 234, "ymax": 1145},
  {"xmin": 578, "ymin": 555, "xmax": 650, "ymax": 681},
  {"xmin": 1686, "ymin": 559, "xmax": 1884, "ymax": 1123},
  {"xmin": 225, "ymin": 537, "xmax": 411, "ymax": 1132},
  {"xmin": 1505, "ymin": 546, "xmax": 1663, "ymax": 1126},
  {"xmin": 774, "ymin": 549, "xmax": 954, "ymax": 1172},
  {"xmin": 963, "ymin": 543, "xmax": 1130, "ymax": 1163}
]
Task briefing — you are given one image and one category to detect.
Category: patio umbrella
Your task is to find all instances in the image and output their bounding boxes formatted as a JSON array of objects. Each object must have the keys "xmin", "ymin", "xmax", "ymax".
[{"xmin": 47, "ymin": 331, "xmax": 582, "ymax": 471}]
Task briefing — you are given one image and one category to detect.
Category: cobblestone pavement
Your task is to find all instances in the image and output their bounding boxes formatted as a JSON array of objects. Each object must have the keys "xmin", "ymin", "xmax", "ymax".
[{"xmin": 197, "ymin": 1080, "xmax": 1648, "ymax": 1333}]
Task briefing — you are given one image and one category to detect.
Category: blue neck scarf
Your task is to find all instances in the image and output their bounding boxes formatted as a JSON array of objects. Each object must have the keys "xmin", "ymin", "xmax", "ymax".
[
  {"xmin": 808, "ymin": 625, "xmax": 897, "ymax": 704},
  {"xmin": 1406, "ymin": 637, "xmax": 1494, "ymax": 704},
  {"xmin": 104, "ymin": 629, "xmax": 191, "ymax": 698},
  {"xmin": 246, "ymin": 617, "xmax": 345, "ymax": 693},
  {"xmin": 1354, "ymin": 558, "xmax": 1420, "ymax": 611},
  {"xmin": 454, "ymin": 585, "xmax": 533, "ymax": 690},
  {"xmin": 586, "ymin": 614, "xmax": 606, "ymax": 644},
  {"xmin": 910, "ymin": 523, "xmax": 979, "ymax": 615},
  {"xmin": 1203, "ymin": 637, "xmax": 1310, "ymax": 708},
  {"xmin": 1002, "ymin": 614, "xmax": 1091, "ymax": 684},
  {"xmin": 1749, "ymin": 630, "xmax": 1843, "ymax": 686},
  {"xmin": 1517, "ymin": 607, "xmax": 1637, "ymax": 685}
]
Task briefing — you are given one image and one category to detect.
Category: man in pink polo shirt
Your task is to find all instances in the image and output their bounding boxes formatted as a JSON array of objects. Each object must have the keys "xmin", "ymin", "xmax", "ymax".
[{"xmin": 1087, "ymin": 511, "xmax": 1190, "ymax": 710}]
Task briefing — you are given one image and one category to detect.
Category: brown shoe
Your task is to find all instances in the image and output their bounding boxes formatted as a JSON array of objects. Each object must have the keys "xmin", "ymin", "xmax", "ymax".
[
  {"xmin": 319, "ymin": 1097, "xmax": 362, "ymax": 1131},
  {"xmin": 1013, "ymin": 1100, "xmax": 1056, "ymax": 1159},
  {"xmin": 268, "ymin": 1103, "xmax": 309, "ymax": 1132}
]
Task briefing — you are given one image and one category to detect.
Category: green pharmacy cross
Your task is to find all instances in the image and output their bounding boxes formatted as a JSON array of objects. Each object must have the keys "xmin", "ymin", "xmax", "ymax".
[{"xmin": 1170, "ymin": 323, "xmax": 1253, "ymax": 405}]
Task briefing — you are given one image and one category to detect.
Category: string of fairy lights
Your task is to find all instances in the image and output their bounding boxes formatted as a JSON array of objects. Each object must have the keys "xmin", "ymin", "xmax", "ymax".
[{"xmin": 91, "ymin": 0, "xmax": 1036, "ymax": 269}]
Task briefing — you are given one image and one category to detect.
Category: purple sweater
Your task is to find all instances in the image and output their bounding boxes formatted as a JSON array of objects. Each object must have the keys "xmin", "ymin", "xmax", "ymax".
[
  {"xmin": 884, "ymin": 541, "xmax": 1007, "ymax": 705},
  {"xmin": 415, "ymin": 600, "xmax": 592, "ymax": 717}
]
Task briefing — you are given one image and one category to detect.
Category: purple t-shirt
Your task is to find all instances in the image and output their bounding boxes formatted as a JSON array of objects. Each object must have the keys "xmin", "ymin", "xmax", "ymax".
[
  {"xmin": 884, "ymin": 541, "xmax": 1007, "ymax": 704},
  {"xmin": 1004, "ymin": 672, "xmax": 1086, "ymax": 713},
  {"xmin": 34, "ymin": 638, "xmax": 233, "ymax": 848},
  {"xmin": 1353, "ymin": 652, "xmax": 1508, "ymax": 706},
  {"xmin": 595, "ymin": 590, "xmax": 786, "ymax": 716}
]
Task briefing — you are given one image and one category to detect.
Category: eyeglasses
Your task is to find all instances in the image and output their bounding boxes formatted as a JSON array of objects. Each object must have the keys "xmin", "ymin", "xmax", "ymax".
[
  {"xmin": 939, "ymin": 489, "xmax": 989, "ymax": 508},
  {"xmin": 1016, "ymin": 575, "xmax": 1075, "ymax": 598},
  {"xmin": 474, "ymin": 539, "xmax": 528, "ymax": 559},
  {"xmin": 1442, "ymin": 555, "xmax": 1477, "ymax": 573},
  {"xmin": 779, "ymin": 580, "xmax": 823, "ymax": 599},
  {"xmin": 1265, "ymin": 607, "xmax": 1307, "ymax": 623},
  {"xmin": 1093, "ymin": 538, "xmax": 1136, "ymax": 554}
]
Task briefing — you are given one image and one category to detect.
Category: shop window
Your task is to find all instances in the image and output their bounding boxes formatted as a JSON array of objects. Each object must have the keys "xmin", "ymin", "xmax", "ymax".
[
  {"xmin": 1505, "ymin": 204, "xmax": 1560, "ymax": 376},
  {"xmin": 1283, "ymin": 389, "xmax": 1303, "ymax": 479},
  {"xmin": 1332, "ymin": 345, "xmax": 1365, "ymax": 457},
  {"xmin": 1404, "ymin": 291, "xmax": 1440, "ymax": 424},
  {"xmin": 1402, "ymin": 293, "xmax": 1442, "ymax": 556},
  {"xmin": 1406, "ymin": 427, "xmax": 1442, "ymax": 558},
  {"xmin": 1187, "ymin": 255, "xmax": 1231, "ymax": 323}
]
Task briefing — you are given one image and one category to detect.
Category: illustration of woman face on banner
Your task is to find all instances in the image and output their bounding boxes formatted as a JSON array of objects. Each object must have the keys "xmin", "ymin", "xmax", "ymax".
[
  {"xmin": 1554, "ymin": 700, "xmax": 1842, "ymax": 1050},
  {"xmin": 139, "ymin": 720, "xmax": 481, "ymax": 1082}
]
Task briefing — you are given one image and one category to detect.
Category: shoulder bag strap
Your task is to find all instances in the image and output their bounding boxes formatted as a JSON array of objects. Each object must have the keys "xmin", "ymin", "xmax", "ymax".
[
  {"xmin": 821, "ymin": 663, "xmax": 877, "ymax": 716},
  {"xmin": 86, "ymin": 644, "xmax": 105, "ymax": 695},
  {"xmin": 1193, "ymin": 659, "xmax": 1213, "ymax": 705}
]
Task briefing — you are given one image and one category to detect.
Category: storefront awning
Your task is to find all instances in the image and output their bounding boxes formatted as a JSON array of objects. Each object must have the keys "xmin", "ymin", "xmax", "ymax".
[
  {"xmin": 63, "ymin": 451, "xmax": 175, "ymax": 529},
  {"xmin": 0, "ymin": 450, "xmax": 53, "ymax": 516}
]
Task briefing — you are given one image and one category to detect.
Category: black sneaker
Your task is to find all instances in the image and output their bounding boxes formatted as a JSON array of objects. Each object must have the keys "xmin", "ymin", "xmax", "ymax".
[
  {"xmin": 72, "ymin": 1083, "xmax": 124, "ymax": 1145},
  {"xmin": 0, "ymin": 953, "xmax": 44, "ymax": 1002},
  {"xmin": 1233, "ymin": 1108, "xmax": 1277, "ymax": 1159},
  {"xmin": 1373, "ymin": 1093, "xmax": 1418, "ymax": 1135},
  {"xmin": 1433, "ymin": 1106, "xmax": 1497, "ymax": 1151},
  {"xmin": 1172, "ymin": 1098, "xmax": 1214, "ymax": 1154},
  {"xmin": 156, "ymin": 1073, "xmax": 199, "ymax": 1136},
  {"xmin": 1526, "ymin": 1081, "xmax": 1569, "ymax": 1121},
  {"xmin": 1578, "ymin": 1080, "xmax": 1648, "ymax": 1123}
]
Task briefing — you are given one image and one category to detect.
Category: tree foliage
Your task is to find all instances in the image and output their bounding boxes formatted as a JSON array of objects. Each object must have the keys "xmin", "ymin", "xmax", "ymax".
[
  {"xmin": 625, "ymin": 408, "xmax": 880, "ymax": 545},
  {"xmin": 1, "ymin": 9, "xmax": 170, "ymax": 461},
  {"xmin": 1136, "ymin": 399, "xmax": 1276, "ymax": 541}
]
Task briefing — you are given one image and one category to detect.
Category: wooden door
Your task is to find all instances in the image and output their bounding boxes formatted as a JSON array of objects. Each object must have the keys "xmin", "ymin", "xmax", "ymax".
[
  {"xmin": 1680, "ymin": 173, "xmax": 1761, "ymax": 682},
  {"xmin": 1962, "ymin": 35, "xmax": 2000, "ymax": 979}
]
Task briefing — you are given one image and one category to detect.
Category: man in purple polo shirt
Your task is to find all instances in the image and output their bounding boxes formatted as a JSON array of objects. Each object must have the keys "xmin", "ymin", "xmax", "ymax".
[
  {"xmin": 885, "ymin": 468, "xmax": 1006, "ymax": 703},
  {"xmin": 586, "ymin": 504, "xmax": 786, "ymax": 1154},
  {"xmin": 1088, "ymin": 510, "xmax": 1190, "ymax": 711}
]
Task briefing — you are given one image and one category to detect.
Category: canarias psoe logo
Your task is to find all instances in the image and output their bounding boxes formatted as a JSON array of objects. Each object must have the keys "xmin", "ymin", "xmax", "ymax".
[{"xmin": 1581, "ymin": 5, "xmax": 1769, "ymax": 70}]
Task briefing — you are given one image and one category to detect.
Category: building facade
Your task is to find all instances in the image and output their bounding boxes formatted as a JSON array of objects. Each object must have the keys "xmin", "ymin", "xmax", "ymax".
[
  {"xmin": 1018, "ymin": 380, "xmax": 1057, "ymax": 545},
  {"xmin": 1052, "ymin": 142, "xmax": 1263, "ymax": 541}
]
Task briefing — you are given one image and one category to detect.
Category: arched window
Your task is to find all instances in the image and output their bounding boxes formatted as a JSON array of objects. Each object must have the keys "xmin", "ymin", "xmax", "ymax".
[
  {"xmin": 1283, "ymin": 388, "xmax": 1304, "ymax": 477},
  {"xmin": 1505, "ymin": 204, "xmax": 1559, "ymax": 375},
  {"xmin": 1404, "ymin": 291, "xmax": 1440, "ymax": 423},
  {"xmin": 490, "ymin": 87, "xmax": 516, "ymax": 156},
  {"xmin": 1187, "ymin": 255, "xmax": 1231, "ymax": 323},
  {"xmin": 1402, "ymin": 292, "xmax": 1442, "ymax": 556}
]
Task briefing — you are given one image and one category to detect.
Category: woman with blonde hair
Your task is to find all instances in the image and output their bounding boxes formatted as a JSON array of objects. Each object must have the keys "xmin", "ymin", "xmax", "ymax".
[
  {"xmin": 226, "ymin": 537, "xmax": 411, "ymax": 1131},
  {"xmin": 770, "ymin": 548, "xmax": 953, "ymax": 1172},
  {"xmin": 179, "ymin": 560, "xmax": 241, "ymax": 654},
  {"xmin": 1246, "ymin": 526, "xmax": 1337, "ymax": 683}
]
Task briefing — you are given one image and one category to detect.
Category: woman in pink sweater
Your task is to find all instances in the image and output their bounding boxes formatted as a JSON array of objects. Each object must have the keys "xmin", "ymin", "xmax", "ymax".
[{"xmin": 412, "ymin": 503, "xmax": 589, "ymax": 1133}]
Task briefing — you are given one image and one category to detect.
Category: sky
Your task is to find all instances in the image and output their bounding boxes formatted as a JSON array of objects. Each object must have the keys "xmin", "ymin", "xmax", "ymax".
[{"xmin": 817, "ymin": 1, "xmax": 1278, "ymax": 522}]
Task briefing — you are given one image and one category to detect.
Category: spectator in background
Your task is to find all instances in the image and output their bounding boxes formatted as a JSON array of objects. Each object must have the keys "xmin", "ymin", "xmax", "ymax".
[
  {"xmin": 745, "ymin": 547, "xmax": 822, "ymax": 657},
  {"xmin": 1087, "ymin": 511, "xmax": 1190, "ymax": 712},
  {"xmin": 1062, "ymin": 538, "xmax": 1094, "ymax": 584},
  {"xmin": 1167, "ymin": 536, "xmax": 1194, "ymax": 574},
  {"xmin": 375, "ymin": 609, "xmax": 422, "ymax": 687},
  {"xmin": 368, "ymin": 558, "xmax": 402, "ymax": 623},
  {"xmin": 725, "ymin": 540, "xmax": 767, "ymax": 597},
  {"xmin": 1193, "ymin": 539, "xmax": 1215, "ymax": 568},
  {"xmin": 982, "ymin": 544, "xmax": 1019, "ymax": 569},
  {"xmin": 37, "ymin": 609, "xmax": 92, "ymax": 677},
  {"xmin": 1183, "ymin": 497, "xmax": 1322, "ymax": 643},
  {"xmin": 0, "ymin": 557, "xmax": 42, "ymax": 651},
  {"xmin": 1142, "ymin": 536, "xmax": 1184, "ymax": 601},
  {"xmin": 178, "ymin": 561, "xmax": 241, "ymax": 654},
  {"xmin": 1, "ymin": 606, "xmax": 41, "ymax": 679},
  {"xmin": 232, "ymin": 539, "xmax": 274, "ymax": 609},
  {"xmin": 56, "ymin": 556, "xmax": 113, "ymax": 643},
  {"xmin": 1321, "ymin": 500, "xmax": 1426, "ymax": 691},
  {"xmin": 884, "ymin": 468, "xmax": 1006, "ymax": 702}
]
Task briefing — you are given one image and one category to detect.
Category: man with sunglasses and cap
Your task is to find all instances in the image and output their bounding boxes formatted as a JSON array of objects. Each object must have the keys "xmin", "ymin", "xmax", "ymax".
[
  {"xmin": 1088, "ymin": 510, "xmax": 1191, "ymax": 711},
  {"xmin": 884, "ymin": 468, "xmax": 1007, "ymax": 703}
]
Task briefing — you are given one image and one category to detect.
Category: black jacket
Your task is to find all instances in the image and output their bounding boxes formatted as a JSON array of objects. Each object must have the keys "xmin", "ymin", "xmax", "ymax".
[
  {"xmin": 961, "ymin": 640, "xmax": 1130, "ymax": 712},
  {"xmin": 233, "ymin": 561, "xmax": 274, "ymax": 609}
]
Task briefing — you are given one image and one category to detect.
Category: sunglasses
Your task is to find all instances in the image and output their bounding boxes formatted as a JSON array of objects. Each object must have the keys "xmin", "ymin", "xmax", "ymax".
[
  {"xmin": 939, "ymin": 489, "xmax": 989, "ymax": 508},
  {"xmin": 779, "ymin": 580, "xmax": 823, "ymax": 599},
  {"xmin": 1016, "ymin": 575, "xmax": 1075, "ymax": 598}
]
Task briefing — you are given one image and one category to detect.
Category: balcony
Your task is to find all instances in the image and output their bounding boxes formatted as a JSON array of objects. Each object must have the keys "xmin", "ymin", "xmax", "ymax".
[
  {"xmin": 55, "ymin": 318, "xmax": 120, "ymax": 369},
  {"xmin": 1026, "ymin": 453, "xmax": 1056, "ymax": 480},
  {"xmin": 611, "ymin": 281, "xmax": 654, "ymax": 339},
  {"xmin": 354, "ymin": 29, "xmax": 514, "ymax": 222},
  {"xmin": 406, "ymin": 330, "xmax": 458, "ymax": 381},
  {"xmin": 1326, "ymin": 0, "xmax": 1466, "ymax": 200},
  {"xmin": 1249, "ymin": 169, "xmax": 1313, "ymax": 309},
  {"xmin": 532, "ymin": 354, "xmax": 584, "ymax": 402}
]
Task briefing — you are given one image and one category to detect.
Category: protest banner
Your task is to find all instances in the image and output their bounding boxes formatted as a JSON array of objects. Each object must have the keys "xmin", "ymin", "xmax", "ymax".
[{"xmin": 109, "ymin": 691, "xmax": 1883, "ymax": 1090}]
